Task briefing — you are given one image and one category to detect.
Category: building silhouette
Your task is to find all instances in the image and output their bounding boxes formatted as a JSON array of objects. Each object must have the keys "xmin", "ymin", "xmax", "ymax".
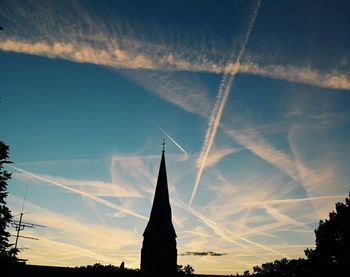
[{"xmin": 141, "ymin": 144, "xmax": 177, "ymax": 275}]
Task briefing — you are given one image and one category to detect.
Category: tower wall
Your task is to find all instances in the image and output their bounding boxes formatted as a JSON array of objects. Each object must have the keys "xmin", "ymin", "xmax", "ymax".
[{"xmin": 141, "ymin": 235, "xmax": 177, "ymax": 275}]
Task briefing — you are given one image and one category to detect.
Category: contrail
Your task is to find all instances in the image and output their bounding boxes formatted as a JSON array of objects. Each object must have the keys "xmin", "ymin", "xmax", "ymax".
[
  {"xmin": 189, "ymin": 0, "xmax": 262, "ymax": 206},
  {"xmin": 247, "ymin": 194, "xmax": 347, "ymax": 206},
  {"xmin": 157, "ymin": 125, "xmax": 189, "ymax": 156},
  {"xmin": 172, "ymin": 195, "xmax": 291, "ymax": 259},
  {"xmin": 9, "ymin": 165, "xmax": 148, "ymax": 221}
]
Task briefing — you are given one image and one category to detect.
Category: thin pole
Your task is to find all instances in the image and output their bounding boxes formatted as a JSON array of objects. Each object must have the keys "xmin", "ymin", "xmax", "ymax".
[
  {"xmin": 14, "ymin": 212, "xmax": 23, "ymax": 251},
  {"xmin": 14, "ymin": 183, "xmax": 29, "ymax": 253}
]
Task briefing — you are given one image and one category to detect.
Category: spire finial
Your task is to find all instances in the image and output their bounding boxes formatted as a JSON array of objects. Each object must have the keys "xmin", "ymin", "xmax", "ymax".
[{"xmin": 162, "ymin": 139, "xmax": 166, "ymax": 153}]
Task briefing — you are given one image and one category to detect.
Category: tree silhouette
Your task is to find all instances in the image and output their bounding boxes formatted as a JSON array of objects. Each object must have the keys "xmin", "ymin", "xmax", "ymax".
[
  {"xmin": 177, "ymin": 264, "xmax": 194, "ymax": 275},
  {"xmin": 305, "ymin": 192, "xmax": 349, "ymax": 273},
  {"xmin": 183, "ymin": 264, "xmax": 194, "ymax": 275},
  {"xmin": 250, "ymin": 193, "xmax": 350, "ymax": 276},
  {"xmin": 252, "ymin": 257, "xmax": 309, "ymax": 277},
  {"xmin": 0, "ymin": 141, "xmax": 14, "ymax": 262}
]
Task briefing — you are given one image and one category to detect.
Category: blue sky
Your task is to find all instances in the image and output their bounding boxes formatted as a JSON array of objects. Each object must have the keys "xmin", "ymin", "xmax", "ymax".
[{"xmin": 1, "ymin": 0, "xmax": 350, "ymax": 274}]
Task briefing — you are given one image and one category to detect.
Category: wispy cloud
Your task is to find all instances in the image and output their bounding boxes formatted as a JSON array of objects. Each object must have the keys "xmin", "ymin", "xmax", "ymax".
[
  {"xmin": 239, "ymin": 63, "xmax": 350, "ymax": 90},
  {"xmin": 287, "ymin": 123, "xmax": 350, "ymax": 218},
  {"xmin": 223, "ymin": 127, "xmax": 300, "ymax": 182},
  {"xmin": 121, "ymin": 70, "xmax": 213, "ymax": 118},
  {"xmin": 1, "ymin": 1, "xmax": 349, "ymax": 90},
  {"xmin": 0, "ymin": 39, "xmax": 156, "ymax": 70},
  {"xmin": 197, "ymin": 146, "xmax": 240, "ymax": 168},
  {"xmin": 1, "ymin": 39, "xmax": 349, "ymax": 90}
]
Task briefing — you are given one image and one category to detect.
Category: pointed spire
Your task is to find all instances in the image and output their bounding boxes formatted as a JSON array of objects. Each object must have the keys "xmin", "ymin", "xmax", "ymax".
[
  {"xmin": 141, "ymin": 141, "xmax": 177, "ymax": 274},
  {"xmin": 143, "ymin": 141, "xmax": 176, "ymax": 238}
]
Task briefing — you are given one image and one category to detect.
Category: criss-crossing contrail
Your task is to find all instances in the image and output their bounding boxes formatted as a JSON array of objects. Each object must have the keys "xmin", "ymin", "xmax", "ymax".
[
  {"xmin": 172, "ymin": 195, "xmax": 291, "ymax": 259},
  {"xmin": 157, "ymin": 125, "xmax": 189, "ymax": 156},
  {"xmin": 189, "ymin": 0, "xmax": 262, "ymax": 206},
  {"xmin": 9, "ymin": 165, "xmax": 148, "ymax": 220}
]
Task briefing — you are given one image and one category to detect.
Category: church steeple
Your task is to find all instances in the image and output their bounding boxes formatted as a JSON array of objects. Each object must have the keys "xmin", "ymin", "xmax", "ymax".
[{"xmin": 141, "ymin": 141, "xmax": 177, "ymax": 275}]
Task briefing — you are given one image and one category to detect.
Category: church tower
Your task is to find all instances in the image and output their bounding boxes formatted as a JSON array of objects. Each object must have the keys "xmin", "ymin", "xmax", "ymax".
[{"xmin": 141, "ymin": 141, "xmax": 177, "ymax": 276}]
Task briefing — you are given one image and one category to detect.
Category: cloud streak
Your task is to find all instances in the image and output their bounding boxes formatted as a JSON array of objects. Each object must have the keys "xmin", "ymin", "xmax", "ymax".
[
  {"xmin": 0, "ymin": 0, "xmax": 349, "ymax": 90},
  {"xmin": 199, "ymin": 147, "xmax": 240, "ymax": 168},
  {"xmin": 9, "ymin": 165, "xmax": 148, "ymax": 220},
  {"xmin": 21, "ymin": 174, "xmax": 143, "ymax": 198},
  {"xmin": 247, "ymin": 194, "xmax": 347, "ymax": 206},
  {"xmin": 223, "ymin": 127, "xmax": 300, "ymax": 182},
  {"xmin": 1, "ymin": 39, "xmax": 349, "ymax": 90}
]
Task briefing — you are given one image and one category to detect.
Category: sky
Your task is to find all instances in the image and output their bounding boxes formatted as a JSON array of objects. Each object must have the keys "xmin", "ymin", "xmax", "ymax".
[{"xmin": 0, "ymin": 0, "xmax": 350, "ymax": 274}]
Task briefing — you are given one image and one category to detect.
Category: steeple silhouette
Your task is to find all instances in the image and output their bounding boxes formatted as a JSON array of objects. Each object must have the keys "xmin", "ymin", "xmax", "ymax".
[{"xmin": 141, "ymin": 141, "xmax": 177, "ymax": 275}]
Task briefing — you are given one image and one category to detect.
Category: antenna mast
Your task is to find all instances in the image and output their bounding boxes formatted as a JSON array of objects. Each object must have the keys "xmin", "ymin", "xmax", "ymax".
[{"xmin": 11, "ymin": 183, "xmax": 45, "ymax": 256}]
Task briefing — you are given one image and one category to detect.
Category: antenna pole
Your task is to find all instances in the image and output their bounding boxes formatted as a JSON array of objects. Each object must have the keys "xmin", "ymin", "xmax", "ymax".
[
  {"xmin": 14, "ymin": 212, "xmax": 24, "ymax": 252},
  {"xmin": 13, "ymin": 183, "xmax": 30, "ymax": 255},
  {"xmin": 10, "ymin": 183, "xmax": 45, "ymax": 258}
]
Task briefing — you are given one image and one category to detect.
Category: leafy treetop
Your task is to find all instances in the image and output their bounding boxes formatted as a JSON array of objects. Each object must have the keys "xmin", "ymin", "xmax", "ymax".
[{"xmin": 0, "ymin": 141, "xmax": 14, "ymax": 261}]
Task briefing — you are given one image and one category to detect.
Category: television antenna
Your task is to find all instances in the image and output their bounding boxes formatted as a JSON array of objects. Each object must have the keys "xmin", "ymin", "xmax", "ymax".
[{"xmin": 11, "ymin": 183, "xmax": 46, "ymax": 255}]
